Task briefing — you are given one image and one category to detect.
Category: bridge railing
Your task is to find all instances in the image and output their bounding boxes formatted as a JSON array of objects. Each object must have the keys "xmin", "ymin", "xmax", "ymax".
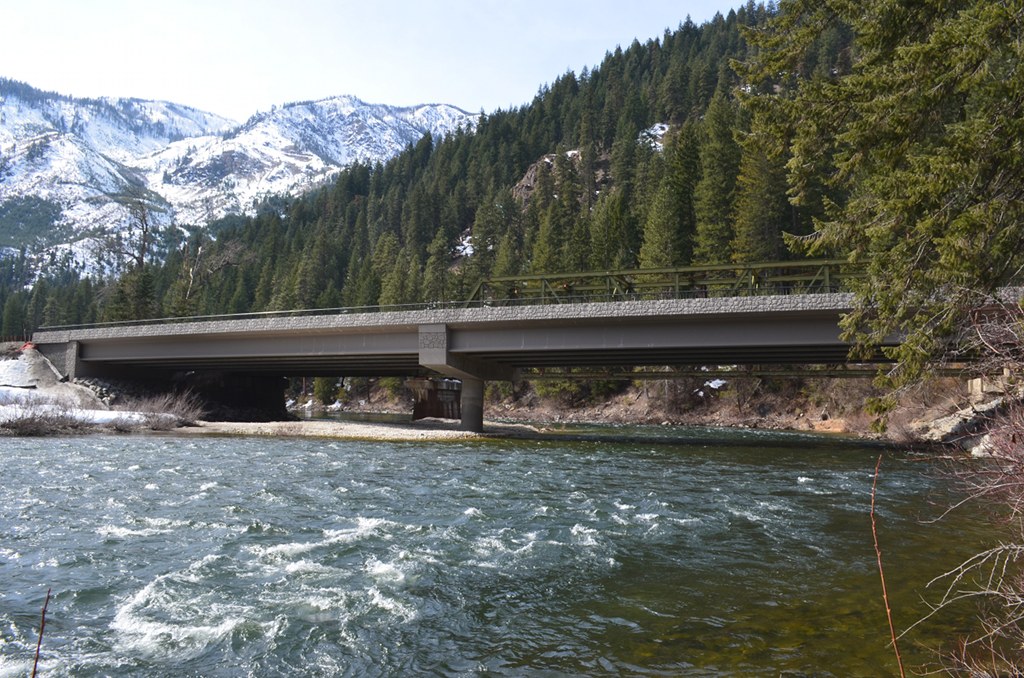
[
  {"xmin": 35, "ymin": 299, "xmax": 475, "ymax": 332},
  {"xmin": 463, "ymin": 259, "xmax": 862, "ymax": 307},
  {"xmin": 36, "ymin": 259, "xmax": 861, "ymax": 333}
]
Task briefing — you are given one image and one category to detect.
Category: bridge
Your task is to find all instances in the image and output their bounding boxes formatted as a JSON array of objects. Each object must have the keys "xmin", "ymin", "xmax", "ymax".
[{"xmin": 31, "ymin": 260, "xmax": 885, "ymax": 432}]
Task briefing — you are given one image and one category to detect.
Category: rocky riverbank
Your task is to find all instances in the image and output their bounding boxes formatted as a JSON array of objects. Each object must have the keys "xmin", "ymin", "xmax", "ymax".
[{"xmin": 317, "ymin": 373, "xmax": 996, "ymax": 447}]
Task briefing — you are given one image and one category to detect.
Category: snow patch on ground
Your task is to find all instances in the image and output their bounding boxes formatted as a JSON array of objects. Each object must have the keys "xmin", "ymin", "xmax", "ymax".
[
  {"xmin": 0, "ymin": 347, "xmax": 173, "ymax": 429},
  {"xmin": 0, "ymin": 356, "xmax": 35, "ymax": 388},
  {"xmin": 0, "ymin": 397, "xmax": 151, "ymax": 427},
  {"xmin": 641, "ymin": 123, "xmax": 670, "ymax": 151}
]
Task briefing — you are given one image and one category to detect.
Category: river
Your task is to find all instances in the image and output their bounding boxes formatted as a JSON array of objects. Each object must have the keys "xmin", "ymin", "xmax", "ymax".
[{"xmin": 0, "ymin": 428, "xmax": 994, "ymax": 676}]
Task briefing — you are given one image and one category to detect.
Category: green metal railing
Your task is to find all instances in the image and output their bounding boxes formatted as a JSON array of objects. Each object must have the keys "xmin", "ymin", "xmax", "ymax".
[
  {"xmin": 464, "ymin": 259, "xmax": 862, "ymax": 307},
  {"xmin": 37, "ymin": 259, "xmax": 861, "ymax": 333}
]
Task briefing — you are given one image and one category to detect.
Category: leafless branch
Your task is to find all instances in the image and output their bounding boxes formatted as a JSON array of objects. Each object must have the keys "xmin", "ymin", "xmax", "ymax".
[{"xmin": 872, "ymin": 455, "xmax": 907, "ymax": 677}]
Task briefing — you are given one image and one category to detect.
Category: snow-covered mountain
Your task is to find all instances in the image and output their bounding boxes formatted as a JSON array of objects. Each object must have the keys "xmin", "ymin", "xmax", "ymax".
[
  {"xmin": 0, "ymin": 78, "xmax": 476, "ymax": 266},
  {"xmin": 140, "ymin": 96, "xmax": 475, "ymax": 225}
]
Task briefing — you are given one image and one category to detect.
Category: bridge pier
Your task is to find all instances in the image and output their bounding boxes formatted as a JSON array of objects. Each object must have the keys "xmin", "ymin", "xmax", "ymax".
[
  {"xmin": 459, "ymin": 378, "xmax": 484, "ymax": 433},
  {"xmin": 418, "ymin": 324, "xmax": 512, "ymax": 433}
]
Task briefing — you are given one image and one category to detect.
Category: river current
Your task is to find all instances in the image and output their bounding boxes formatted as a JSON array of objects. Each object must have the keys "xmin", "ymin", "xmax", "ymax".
[{"xmin": 0, "ymin": 428, "xmax": 994, "ymax": 676}]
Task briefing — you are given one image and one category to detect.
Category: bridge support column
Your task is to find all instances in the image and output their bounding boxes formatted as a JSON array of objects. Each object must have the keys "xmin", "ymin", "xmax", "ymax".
[
  {"xmin": 418, "ymin": 324, "xmax": 513, "ymax": 433},
  {"xmin": 459, "ymin": 378, "xmax": 484, "ymax": 432}
]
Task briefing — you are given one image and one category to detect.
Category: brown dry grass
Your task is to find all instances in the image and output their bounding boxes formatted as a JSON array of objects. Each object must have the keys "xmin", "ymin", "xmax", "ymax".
[{"xmin": 112, "ymin": 391, "xmax": 206, "ymax": 429}]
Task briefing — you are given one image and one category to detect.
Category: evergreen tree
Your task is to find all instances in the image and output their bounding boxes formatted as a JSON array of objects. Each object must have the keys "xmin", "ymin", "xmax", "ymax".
[
  {"xmin": 227, "ymin": 269, "xmax": 253, "ymax": 314},
  {"xmin": 692, "ymin": 91, "xmax": 742, "ymax": 264},
  {"xmin": 466, "ymin": 192, "xmax": 504, "ymax": 285},
  {"xmin": 103, "ymin": 266, "xmax": 157, "ymax": 321},
  {"xmin": 1, "ymin": 292, "xmax": 26, "ymax": 338},
  {"xmin": 530, "ymin": 204, "xmax": 564, "ymax": 274},
  {"xmin": 747, "ymin": 0, "xmax": 1024, "ymax": 390},
  {"xmin": 492, "ymin": 230, "xmax": 524, "ymax": 279},
  {"xmin": 730, "ymin": 126, "xmax": 789, "ymax": 263},
  {"xmin": 423, "ymin": 228, "xmax": 453, "ymax": 303},
  {"xmin": 368, "ymin": 231, "xmax": 401, "ymax": 305},
  {"xmin": 27, "ymin": 278, "xmax": 49, "ymax": 331},
  {"xmin": 252, "ymin": 260, "xmax": 277, "ymax": 310},
  {"xmin": 561, "ymin": 209, "xmax": 592, "ymax": 273},
  {"xmin": 639, "ymin": 178, "xmax": 680, "ymax": 269},
  {"xmin": 639, "ymin": 123, "xmax": 702, "ymax": 269},
  {"xmin": 70, "ymin": 278, "xmax": 97, "ymax": 325},
  {"xmin": 588, "ymin": 189, "xmax": 636, "ymax": 270},
  {"xmin": 659, "ymin": 52, "xmax": 693, "ymax": 122},
  {"xmin": 552, "ymin": 151, "xmax": 590, "ymax": 271},
  {"xmin": 609, "ymin": 119, "xmax": 640, "ymax": 204},
  {"xmin": 345, "ymin": 257, "xmax": 378, "ymax": 308},
  {"xmin": 313, "ymin": 376, "xmax": 339, "ymax": 405},
  {"xmin": 42, "ymin": 294, "xmax": 68, "ymax": 327},
  {"xmin": 587, "ymin": 193, "xmax": 615, "ymax": 271}
]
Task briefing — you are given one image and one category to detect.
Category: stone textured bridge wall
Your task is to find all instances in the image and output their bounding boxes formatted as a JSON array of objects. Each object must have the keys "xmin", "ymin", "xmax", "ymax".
[{"xmin": 32, "ymin": 293, "xmax": 855, "ymax": 344}]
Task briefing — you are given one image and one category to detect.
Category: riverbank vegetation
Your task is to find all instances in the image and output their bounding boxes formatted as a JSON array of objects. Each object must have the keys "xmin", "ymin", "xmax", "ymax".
[
  {"xmin": 301, "ymin": 371, "xmax": 963, "ymax": 441},
  {"xmin": 0, "ymin": 393, "xmax": 90, "ymax": 436},
  {"xmin": 0, "ymin": 348, "xmax": 205, "ymax": 435}
]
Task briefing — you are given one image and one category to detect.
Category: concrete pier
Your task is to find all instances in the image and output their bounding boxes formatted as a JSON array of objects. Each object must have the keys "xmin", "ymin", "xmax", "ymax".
[{"xmin": 459, "ymin": 378, "xmax": 485, "ymax": 433}]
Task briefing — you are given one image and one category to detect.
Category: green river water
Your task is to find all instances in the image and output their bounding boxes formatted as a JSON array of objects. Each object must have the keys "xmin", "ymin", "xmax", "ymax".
[{"xmin": 0, "ymin": 426, "xmax": 1000, "ymax": 676}]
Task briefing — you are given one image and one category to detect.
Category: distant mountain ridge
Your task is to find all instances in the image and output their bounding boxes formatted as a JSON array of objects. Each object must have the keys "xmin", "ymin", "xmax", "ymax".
[
  {"xmin": 0, "ymin": 78, "xmax": 476, "ymax": 263},
  {"xmin": 147, "ymin": 96, "xmax": 476, "ymax": 226}
]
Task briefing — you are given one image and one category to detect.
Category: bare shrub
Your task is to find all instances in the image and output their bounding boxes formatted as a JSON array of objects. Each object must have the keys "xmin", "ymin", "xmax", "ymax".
[
  {"xmin": 865, "ymin": 298, "xmax": 1024, "ymax": 673},
  {"xmin": 0, "ymin": 396, "xmax": 90, "ymax": 436},
  {"xmin": 952, "ymin": 296, "xmax": 1024, "ymax": 379},
  {"xmin": 921, "ymin": 538, "xmax": 1024, "ymax": 675},
  {"xmin": 106, "ymin": 414, "xmax": 144, "ymax": 434},
  {"xmin": 910, "ymin": 402, "xmax": 1024, "ymax": 674},
  {"xmin": 112, "ymin": 391, "xmax": 206, "ymax": 429}
]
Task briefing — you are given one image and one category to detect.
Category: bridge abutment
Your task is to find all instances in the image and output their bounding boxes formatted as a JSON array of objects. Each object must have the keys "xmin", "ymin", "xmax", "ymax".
[{"xmin": 36, "ymin": 340, "xmax": 164, "ymax": 381}]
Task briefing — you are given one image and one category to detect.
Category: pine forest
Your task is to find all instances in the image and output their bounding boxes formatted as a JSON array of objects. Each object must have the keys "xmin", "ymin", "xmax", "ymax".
[{"xmin": 1, "ymin": 3, "xmax": 845, "ymax": 334}]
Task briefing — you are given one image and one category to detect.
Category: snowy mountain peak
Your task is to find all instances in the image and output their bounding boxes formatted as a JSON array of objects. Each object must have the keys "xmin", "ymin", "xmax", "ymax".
[{"xmin": 0, "ymin": 78, "xmax": 477, "ymax": 267}]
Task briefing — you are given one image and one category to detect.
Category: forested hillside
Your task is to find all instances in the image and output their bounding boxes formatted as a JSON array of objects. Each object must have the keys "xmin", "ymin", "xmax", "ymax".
[{"xmin": 1, "ymin": 2, "xmax": 854, "ymax": 335}]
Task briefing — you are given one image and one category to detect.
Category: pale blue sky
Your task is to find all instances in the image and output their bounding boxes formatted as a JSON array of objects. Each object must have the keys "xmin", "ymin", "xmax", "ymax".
[{"xmin": 2, "ymin": 0, "xmax": 743, "ymax": 122}]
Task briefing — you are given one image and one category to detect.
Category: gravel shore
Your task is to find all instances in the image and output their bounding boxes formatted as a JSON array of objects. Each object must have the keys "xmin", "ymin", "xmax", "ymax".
[{"xmin": 176, "ymin": 418, "xmax": 542, "ymax": 441}]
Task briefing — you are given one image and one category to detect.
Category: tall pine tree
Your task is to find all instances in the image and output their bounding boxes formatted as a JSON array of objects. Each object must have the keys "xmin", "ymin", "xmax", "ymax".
[{"xmin": 692, "ymin": 91, "xmax": 742, "ymax": 264}]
